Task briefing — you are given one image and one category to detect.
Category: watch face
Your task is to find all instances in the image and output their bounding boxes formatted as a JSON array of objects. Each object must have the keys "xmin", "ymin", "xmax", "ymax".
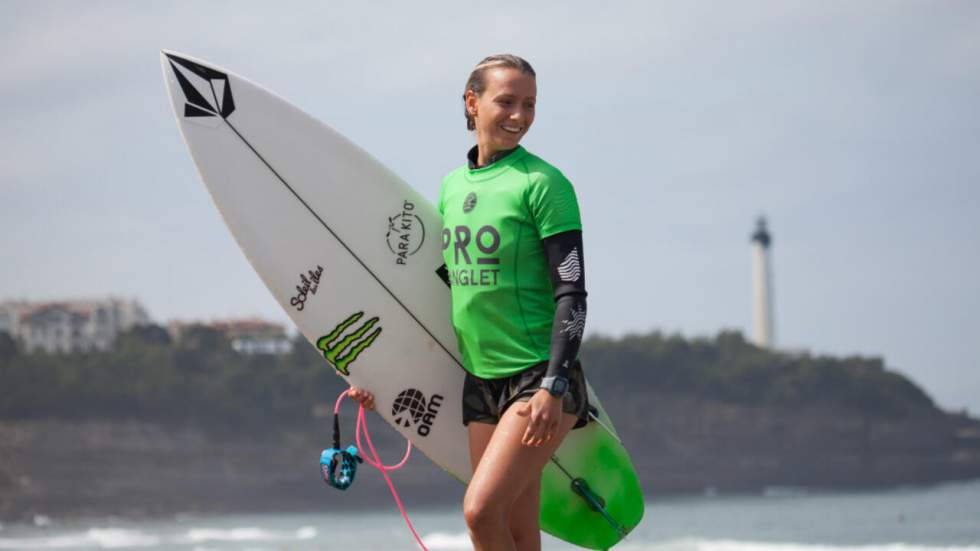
[{"xmin": 552, "ymin": 377, "xmax": 569, "ymax": 396}]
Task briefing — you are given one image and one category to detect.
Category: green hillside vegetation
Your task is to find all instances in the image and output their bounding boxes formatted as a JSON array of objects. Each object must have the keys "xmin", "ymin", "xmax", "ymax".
[
  {"xmin": 581, "ymin": 330, "xmax": 935, "ymax": 418},
  {"xmin": 0, "ymin": 325, "xmax": 341, "ymax": 429},
  {"xmin": 0, "ymin": 326, "xmax": 938, "ymax": 428}
]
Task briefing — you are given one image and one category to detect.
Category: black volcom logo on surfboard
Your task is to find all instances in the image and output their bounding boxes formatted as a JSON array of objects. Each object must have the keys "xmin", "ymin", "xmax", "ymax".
[{"xmin": 165, "ymin": 53, "xmax": 236, "ymax": 119}]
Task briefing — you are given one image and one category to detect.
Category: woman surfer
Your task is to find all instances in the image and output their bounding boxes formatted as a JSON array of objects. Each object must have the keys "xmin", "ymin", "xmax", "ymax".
[{"xmin": 349, "ymin": 54, "xmax": 590, "ymax": 551}]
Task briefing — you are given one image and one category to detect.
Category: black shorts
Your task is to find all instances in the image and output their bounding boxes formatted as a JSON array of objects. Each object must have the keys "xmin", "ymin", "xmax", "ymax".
[{"xmin": 462, "ymin": 360, "xmax": 590, "ymax": 429}]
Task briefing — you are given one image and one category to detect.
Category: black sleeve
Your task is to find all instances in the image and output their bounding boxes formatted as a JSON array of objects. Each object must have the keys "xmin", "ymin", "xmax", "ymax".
[{"xmin": 543, "ymin": 230, "xmax": 587, "ymax": 380}]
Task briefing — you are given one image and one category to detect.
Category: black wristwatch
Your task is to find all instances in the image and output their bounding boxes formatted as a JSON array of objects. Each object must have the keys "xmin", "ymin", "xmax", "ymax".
[{"xmin": 540, "ymin": 376, "xmax": 569, "ymax": 398}]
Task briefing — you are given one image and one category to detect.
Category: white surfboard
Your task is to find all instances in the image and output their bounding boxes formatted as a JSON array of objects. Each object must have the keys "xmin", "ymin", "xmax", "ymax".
[{"xmin": 161, "ymin": 51, "xmax": 643, "ymax": 549}]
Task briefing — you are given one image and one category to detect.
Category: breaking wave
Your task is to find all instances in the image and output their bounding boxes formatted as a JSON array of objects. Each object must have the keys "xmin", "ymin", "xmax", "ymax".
[
  {"xmin": 0, "ymin": 528, "xmax": 160, "ymax": 549},
  {"xmin": 0, "ymin": 525, "xmax": 316, "ymax": 549},
  {"xmin": 617, "ymin": 540, "xmax": 980, "ymax": 551}
]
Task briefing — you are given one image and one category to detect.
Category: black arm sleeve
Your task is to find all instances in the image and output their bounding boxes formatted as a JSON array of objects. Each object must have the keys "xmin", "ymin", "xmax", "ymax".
[{"xmin": 543, "ymin": 230, "xmax": 588, "ymax": 380}]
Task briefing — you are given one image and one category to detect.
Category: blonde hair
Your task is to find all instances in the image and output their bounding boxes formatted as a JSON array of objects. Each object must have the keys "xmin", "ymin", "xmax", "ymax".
[{"xmin": 462, "ymin": 54, "xmax": 536, "ymax": 131}]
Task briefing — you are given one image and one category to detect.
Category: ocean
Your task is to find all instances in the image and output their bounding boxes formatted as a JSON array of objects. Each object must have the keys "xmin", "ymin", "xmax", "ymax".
[{"xmin": 1, "ymin": 479, "xmax": 977, "ymax": 550}]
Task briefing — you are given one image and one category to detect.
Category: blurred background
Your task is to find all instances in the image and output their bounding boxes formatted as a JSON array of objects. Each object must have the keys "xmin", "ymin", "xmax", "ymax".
[{"xmin": 1, "ymin": 1, "xmax": 978, "ymax": 550}]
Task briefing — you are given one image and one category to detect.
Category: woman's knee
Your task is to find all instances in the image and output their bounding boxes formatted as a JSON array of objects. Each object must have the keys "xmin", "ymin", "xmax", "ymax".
[{"xmin": 463, "ymin": 491, "xmax": 507, "ymax": 534}]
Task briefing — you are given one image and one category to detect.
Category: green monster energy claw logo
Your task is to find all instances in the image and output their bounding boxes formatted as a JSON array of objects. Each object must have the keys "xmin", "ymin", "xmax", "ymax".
[{"xmin": 317, "ymin": 311, "xmax": 382, "ymax": 376}]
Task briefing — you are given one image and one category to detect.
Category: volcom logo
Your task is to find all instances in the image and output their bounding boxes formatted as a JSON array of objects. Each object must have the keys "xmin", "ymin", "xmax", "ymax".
[
  {"xmin": 165, "ymin": 53, "xmax": 235, "ymax": 120},
  {"xmin": 463, "ymin": 192, "xmax": 477, "ymax": 213},
  {"xmin": 386, "ymin": 200, "xmax": 425, "ymax": 266},
  {"xmin": 392, "ymin": 388, "xmax": 444, "ymax": 437},
  {"xmin": 317, "ymin": 312, "xmax": 382, "ymax": 376}
]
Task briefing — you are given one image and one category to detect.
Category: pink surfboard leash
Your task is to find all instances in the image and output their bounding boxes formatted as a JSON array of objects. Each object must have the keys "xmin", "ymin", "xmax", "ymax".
[{"xmin": 332, "ymin": 389, "xmax": 429, "ymax": 551}]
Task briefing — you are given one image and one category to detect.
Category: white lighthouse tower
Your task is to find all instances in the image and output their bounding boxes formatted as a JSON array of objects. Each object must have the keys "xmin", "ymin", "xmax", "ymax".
[{"xmin": 751, "ymin": 217, "xmax": 775, "ymax": 348}]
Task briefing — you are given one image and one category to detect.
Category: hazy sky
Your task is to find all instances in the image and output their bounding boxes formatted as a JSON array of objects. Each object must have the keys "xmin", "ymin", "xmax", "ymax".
[{"xmin": 2, "ymin": 1, "xmax": 978, "ymax": 413}]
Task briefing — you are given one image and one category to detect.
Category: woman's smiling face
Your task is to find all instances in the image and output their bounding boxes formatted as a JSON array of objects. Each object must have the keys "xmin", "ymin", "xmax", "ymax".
[{"xmin": 466, "ymin": 67, "xmax": 537, "ymax": 157}]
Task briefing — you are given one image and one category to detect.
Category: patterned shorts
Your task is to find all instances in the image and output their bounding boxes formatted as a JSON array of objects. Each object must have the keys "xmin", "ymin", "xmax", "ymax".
[{"xmin": 462, "ymin": 360, "xmax": 590, "ymax": 429}]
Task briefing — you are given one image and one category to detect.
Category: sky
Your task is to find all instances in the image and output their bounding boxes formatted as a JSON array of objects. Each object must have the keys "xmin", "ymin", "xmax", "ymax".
[{"xmin": 2, "ymin": 1, "xmax": 978, "ymax": 414}]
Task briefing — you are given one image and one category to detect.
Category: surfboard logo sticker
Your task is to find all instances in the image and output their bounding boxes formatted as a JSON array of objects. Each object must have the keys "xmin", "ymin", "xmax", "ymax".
[
  {"xmin": 165, "ymin": 53, "xmax": 236, "ymax": 120},
  {"xmin": 316, "ymin": 311, "xmax": 382, "ymax": 376},
  {"xmin": 386, "ymin": 200, "xmax": 425, "ymax": 265},
  {"xmin": 290, "ymin": 265, "xmax": 323, "ymax": 311},
  {"xmin": 392, "ymin": 388, "xmax": 443, "ymax": 437}
]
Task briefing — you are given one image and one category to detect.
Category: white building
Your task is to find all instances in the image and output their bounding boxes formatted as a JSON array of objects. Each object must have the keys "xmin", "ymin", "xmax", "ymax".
[
  {"xmin": 0, "ymin": 300, "xmax": 30, "ymax": 337},
  {"xmin": 221, "ymin": 319, "xmax": 293, "ymax": 355},
  {"xmin": 2, "ymin": 298, "xmax": 151, "ymax": 354},
  {"xmin": 168, "ymin": 318, "xmax": 293, "ymax": 355}
]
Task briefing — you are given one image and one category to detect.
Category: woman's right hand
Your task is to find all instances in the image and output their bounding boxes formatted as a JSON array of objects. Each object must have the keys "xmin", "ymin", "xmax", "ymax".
[{"xmin": 347, "ymin": 386, "xmax": 375, "ymax": 411}]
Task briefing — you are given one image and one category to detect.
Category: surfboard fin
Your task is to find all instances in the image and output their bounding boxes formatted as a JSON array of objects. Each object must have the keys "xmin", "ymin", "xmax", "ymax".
[{"xmin": 571, "ymin": 477, "xmax": 627, "ymax": 539}]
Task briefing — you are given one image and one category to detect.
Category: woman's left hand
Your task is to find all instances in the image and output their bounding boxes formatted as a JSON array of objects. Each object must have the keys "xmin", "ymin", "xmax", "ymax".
[{"xmin": 515, "ymin": 389, "xmax": 563, "ymax": 447}]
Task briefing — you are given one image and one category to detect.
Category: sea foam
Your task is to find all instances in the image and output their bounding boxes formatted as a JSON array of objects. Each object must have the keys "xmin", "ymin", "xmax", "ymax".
[
  {"xmin": 178, "ymin": 525, "xmax": 317, "ymax": 543},
  {"xmin": 422, "ymin": 531, "xmax": 473, "ymax": 549},
  {"xmin": 0, "ymin": 528, "xmax": 160, "ymax": 549},
  {"xmin": 618, "ymin": 540, "xmax": 980, "ymax": 551}
]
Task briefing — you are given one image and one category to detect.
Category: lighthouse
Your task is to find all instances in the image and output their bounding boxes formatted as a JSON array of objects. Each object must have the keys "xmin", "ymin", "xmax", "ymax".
[{"xmin": 751, "ymin": 217, "xmax": 775, "ymax": 348}]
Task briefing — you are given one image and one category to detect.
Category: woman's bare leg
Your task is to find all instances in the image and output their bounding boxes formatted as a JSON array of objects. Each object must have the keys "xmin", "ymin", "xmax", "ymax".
[
  {"xmin": 463, "ymin": 408, "xmax": 577, "ymax": 551},
  {"xmin": 469, "ymin": 421, "xmax": 545, "ymax": 551},
  {"xmin": 468, "ymin": 421, "xmax": 496, "ymax": 471},
  {"xmin": 508, "ymin": 472, "xmax": 542, "ymax": 551}
]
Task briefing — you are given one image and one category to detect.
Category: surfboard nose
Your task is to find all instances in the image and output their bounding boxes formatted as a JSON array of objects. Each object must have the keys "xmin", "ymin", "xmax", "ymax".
[
  {"xmin": 159, "ymin": 49, "xmax": 190, "ymax": 76},
  {"xmin": 160, "ymin": 51, "xmax": 236, "ymax": 121}
]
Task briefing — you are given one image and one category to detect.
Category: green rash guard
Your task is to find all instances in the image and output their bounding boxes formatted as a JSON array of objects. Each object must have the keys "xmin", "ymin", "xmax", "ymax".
[{"xmin": 438, "ymin": 145, "xmax": 583, "ymax": 379}]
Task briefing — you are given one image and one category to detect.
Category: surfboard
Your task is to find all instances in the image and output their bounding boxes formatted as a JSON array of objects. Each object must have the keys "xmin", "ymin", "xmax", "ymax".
[{"xmin": 161, "ymin": 50, "xmax": 643, "ymax": 549}]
